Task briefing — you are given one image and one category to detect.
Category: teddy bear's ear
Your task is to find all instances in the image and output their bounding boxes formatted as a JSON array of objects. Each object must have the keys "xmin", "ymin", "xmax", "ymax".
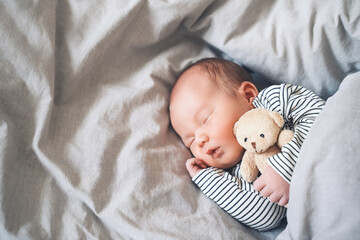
[
  {"xmin": 233, "ymin": 120, "xmax": 239, "ymax": 136},
  {"xmin": 269, "ymin": 111, "xmax": 285, "ymax": 128}
]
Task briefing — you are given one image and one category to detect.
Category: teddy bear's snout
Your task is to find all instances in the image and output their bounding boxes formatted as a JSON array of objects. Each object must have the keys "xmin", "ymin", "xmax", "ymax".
[{"xmin": 251, "ymin": 142, "xmax": 256, "ymax": 149}]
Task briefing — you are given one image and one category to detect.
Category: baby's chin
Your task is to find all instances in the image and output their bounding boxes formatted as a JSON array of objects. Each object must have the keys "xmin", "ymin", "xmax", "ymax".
[
  {"xmin": 215, "ymin": 157, "xmax": 241, "ymax": 169},
  {"xmin": 220, "ymin": 150, "xmax": 243, "ymax": 168},
  {"xmin": 224, "ymin": 161, "xmax": 241, "ymax": 169}
]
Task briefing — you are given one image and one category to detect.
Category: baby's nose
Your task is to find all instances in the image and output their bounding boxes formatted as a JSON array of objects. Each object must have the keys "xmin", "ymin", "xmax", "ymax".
[
  {"xmin": 195, "ymin": 133, "xmax": 209, "ymax": 147},
  {"xmin": 251, "ymin": 142, "xmax": 256, "ymax": 149}
]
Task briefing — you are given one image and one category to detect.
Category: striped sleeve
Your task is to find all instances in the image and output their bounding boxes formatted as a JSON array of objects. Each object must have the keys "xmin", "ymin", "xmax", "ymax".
[
  {"xmin": 192, "ymin": 167, "xmax": 287, "ymax": 231},
  {"xmin": 252, "ymin": 84, "xmax": 325, "ymax": 183}
]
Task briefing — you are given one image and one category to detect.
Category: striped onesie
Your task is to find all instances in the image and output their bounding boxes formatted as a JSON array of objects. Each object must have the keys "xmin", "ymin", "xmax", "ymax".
[{"xmin": 192, "ymin": 84, "xmax": 325, "ymax": 231}]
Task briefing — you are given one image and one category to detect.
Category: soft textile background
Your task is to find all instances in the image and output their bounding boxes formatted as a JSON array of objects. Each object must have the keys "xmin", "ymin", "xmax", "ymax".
[
  {"xmin": 0, "ymin": 0, "xmax": 359, "ymax": 239},
  {"xmin": 277, "ymin": 72, "xmax": 360, "ymax": 239}
]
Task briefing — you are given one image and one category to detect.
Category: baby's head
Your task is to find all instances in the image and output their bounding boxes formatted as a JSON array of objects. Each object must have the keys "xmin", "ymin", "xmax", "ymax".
[{"xmin": 169, "ymin": 58, "xmax": 259, "ymax": 169}]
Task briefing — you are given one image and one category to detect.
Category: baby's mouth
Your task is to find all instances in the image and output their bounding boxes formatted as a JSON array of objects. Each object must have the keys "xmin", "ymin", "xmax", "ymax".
[{"xmin": 207, "ymin": 147, "xmax": 221, "ymax": 158}]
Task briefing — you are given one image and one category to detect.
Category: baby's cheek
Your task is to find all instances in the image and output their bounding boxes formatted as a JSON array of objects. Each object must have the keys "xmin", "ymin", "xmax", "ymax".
[
  {"xmin": 231, "ymin": 142, "xmax": 245, "ymax": 161},
  {"xmin": 190, "ymin": 146, "xmax": 201, "ymax": 159},
  {"xmin": 191, "ymin": 147, "xmax": 214, "ymax": 166}
]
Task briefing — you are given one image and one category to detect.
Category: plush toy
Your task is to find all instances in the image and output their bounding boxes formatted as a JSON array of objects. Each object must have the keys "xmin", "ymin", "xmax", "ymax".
[{"xmin": 233, "ymin": 108, "xmax": 294, "ymax": 182}]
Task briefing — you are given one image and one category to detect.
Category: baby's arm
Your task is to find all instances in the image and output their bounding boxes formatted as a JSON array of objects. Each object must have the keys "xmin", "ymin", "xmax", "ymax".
[
  {"xmin": 192, "ymin": 166, "xmax": 286, "ymax": 231},
  {"xmin": 252, "ymin": 84, "xmax": 325, "ymax": 204},
  {"xmin": 264, "ymin": 84, "xmax": 325, "ymax": 183}
]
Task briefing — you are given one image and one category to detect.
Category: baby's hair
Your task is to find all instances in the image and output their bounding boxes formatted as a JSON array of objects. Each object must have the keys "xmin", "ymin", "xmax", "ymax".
[{"xmin": 178, "ymin": 57, "xmax": 253, "ymax": 97}]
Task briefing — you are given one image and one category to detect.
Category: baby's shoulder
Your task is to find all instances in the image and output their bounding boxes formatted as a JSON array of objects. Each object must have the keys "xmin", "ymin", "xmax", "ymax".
[{"xmin": 229, "ymin": 163, "xmax": 242, "ymax": 177}]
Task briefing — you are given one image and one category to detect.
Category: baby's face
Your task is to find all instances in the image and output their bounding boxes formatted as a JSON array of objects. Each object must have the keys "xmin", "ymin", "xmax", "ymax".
[{"xmin": 170, "ymin": 66, "xmax": 258, "ymax": 169}]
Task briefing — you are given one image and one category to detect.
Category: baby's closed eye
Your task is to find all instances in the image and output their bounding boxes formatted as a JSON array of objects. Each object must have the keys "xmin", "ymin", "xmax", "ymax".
[
  {"xmin": 202, "ymin": 112, "xmax": 213, "ymax": 125},
  {"xmin": 185, "ymin": 137, "xmax": 195, "ymax": 148}
]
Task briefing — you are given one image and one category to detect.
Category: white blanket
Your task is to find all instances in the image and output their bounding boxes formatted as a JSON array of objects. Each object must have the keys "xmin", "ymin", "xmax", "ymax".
[{"xmin": 1, "ymin": 0, "xmax": 359, "ymax": 239}]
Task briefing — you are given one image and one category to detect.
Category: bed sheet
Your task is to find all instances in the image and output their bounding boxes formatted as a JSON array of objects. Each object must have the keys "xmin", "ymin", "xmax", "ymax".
[{"xmin": 0, "ymin": 0, "xmax": 359, "ymax": 239}]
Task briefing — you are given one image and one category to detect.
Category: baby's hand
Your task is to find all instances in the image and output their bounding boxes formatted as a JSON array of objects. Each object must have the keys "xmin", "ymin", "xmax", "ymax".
[
  {"xmin": 253, "ymin": 166, "xmax": 289, "ymax": 206},
  {"xmin": 185, "ymin": 158, "xmax": 208, "ymax": 178}
]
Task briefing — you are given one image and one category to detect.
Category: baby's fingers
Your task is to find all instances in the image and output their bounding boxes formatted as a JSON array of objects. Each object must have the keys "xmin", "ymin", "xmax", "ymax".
[
  {"xmin": 269, "ymin": 192, "xmax": 282, "ymax": 203},
  {"xmin": 185, "ymin": 158, "xmax": 197, "ymax": 170},
  {"xmin": 278, "ymin": 195, "xmax": 289, "ymax": 206},
  {"xmin": 194, "ymin": 158, "xmax": 207, "ymax": 169},
  {"xmin": 260, "ymin": 186, "xmax": 272, "ymax": 198},
  {"xmin": 253, "ymin": 176, "xmax": 265, "ymax": 192},
  {"xmin": 185, "ymin": 158, "xmax": 207, "ymax": 178}
]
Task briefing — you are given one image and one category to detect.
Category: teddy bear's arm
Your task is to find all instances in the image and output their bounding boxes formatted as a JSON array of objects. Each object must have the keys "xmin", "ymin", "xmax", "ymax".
[
  {"xmin": 277, "ymin": 129, "xmax": 295, "ymax": 149},
  {"xmin": 240, "ymin": 152, "xmax": 259, "ymax": 182}
]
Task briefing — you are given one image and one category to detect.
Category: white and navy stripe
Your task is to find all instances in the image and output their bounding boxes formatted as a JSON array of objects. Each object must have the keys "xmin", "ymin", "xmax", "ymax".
[
  {"xmin": 192, "ymin": 84, "xmax": 324, "ymax": 230},
  {"xmin": 193, "ymin": 165, "xmax": 286, "ymax": 231},
  {"xmin": 252, "ymin": 84, "xmax": 325, "ymax": 183}
]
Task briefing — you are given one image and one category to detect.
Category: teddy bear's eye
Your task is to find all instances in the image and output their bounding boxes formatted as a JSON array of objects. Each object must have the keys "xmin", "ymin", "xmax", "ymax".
[
  {"xmin": 260, "ymin": 134, "xmax": 265, "ymax": 138},
  {"xmin": 244, "ymin": 137, "xmax": 248, "ymax": 142}
]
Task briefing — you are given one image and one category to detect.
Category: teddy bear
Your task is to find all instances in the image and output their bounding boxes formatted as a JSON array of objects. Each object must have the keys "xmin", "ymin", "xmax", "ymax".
[{"xmin": 233, "ymin": 108, "xmax": 294, "ymax": 182}]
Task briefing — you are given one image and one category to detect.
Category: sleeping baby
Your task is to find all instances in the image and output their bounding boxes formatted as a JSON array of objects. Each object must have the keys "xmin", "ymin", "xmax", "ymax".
[{"xmin": 169, "ymin": 57, "xmax": 325, "ymax": 231}]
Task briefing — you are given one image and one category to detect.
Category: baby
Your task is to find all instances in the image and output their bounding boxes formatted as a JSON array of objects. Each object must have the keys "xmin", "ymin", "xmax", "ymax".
[{"xmin": 169, "ymin": 58, "xmax": 325, "ymax": 231}]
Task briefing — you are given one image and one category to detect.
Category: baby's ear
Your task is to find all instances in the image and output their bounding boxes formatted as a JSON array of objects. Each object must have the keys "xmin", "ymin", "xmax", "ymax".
[
  {"xmin": 269, "ymin": 111, "xmax": 285, "ymax": 128},
  {"xmin": 238, "ymin": 82, "xmax": 259, "ymax": 103}
]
